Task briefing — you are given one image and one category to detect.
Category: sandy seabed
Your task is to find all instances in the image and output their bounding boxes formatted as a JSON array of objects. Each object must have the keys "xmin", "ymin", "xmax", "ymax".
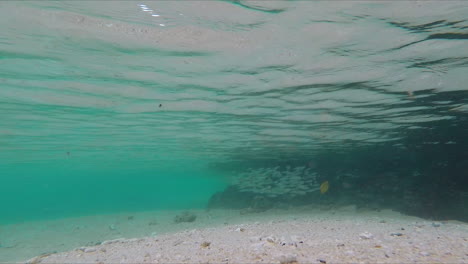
[{"xmin": 1, "ymin": 207, "xmax": 466, "ymax": 263}]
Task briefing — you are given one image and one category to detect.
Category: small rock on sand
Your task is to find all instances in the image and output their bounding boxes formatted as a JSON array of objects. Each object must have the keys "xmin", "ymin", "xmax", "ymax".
[
  {"xmin": 359, "ymin": 232, "xmax": 374, "ymax": 239},
  {"xmin": 279, "ymin": 255, "xmax": 298, "ymax": 264},
  {"xmin": 174, "ymin": 212, "xmax": 197, "ymax": 223},
  {"xmin": 84, "ymin": 247, "xmax": 96, "ymax": 253}
]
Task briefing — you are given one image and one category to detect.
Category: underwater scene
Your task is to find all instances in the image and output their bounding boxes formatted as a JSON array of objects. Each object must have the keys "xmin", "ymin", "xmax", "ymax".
[{"xmin": 0, "ymin": 1, "xmax": 467, "ymax": 263}]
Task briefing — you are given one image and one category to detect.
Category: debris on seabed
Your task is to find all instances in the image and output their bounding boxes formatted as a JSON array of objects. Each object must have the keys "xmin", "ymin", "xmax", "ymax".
[{"xmin": 200, "ymin": 241, "xmax": 211, "ymax": 248}]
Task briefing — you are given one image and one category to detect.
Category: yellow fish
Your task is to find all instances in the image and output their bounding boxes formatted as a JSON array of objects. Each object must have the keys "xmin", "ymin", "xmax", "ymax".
[{"xmin": 320, "ymin": 181, "xmax": 329, "ymax": 194}]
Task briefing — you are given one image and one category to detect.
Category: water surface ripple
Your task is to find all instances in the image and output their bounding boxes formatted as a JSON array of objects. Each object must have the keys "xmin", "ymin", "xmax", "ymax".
[{"xmin": 0, "ymin": 1, "xmax": 467, "ymax": 166}]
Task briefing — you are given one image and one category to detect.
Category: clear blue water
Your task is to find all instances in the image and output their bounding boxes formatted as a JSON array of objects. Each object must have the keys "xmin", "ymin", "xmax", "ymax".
[{"xmin": 0, "ymin": 1, "xmax": 467, "ymax": 226}]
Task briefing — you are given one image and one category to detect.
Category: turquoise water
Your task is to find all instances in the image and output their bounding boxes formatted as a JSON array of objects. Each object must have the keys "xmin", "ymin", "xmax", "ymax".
[{"xmin": 1, "ymin": 1, "xmax": 468, "ymax": 225}]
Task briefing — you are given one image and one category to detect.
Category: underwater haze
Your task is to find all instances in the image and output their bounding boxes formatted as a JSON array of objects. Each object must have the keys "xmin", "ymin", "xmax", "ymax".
[{"xmin": 1, "ymin": 1, "xmax": 468, "ymax": 224}]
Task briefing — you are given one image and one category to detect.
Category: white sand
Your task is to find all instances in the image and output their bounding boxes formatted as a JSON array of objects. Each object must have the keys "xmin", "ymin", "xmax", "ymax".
[
  {"xmin": 1, "ymin": 208, "xmax": 244, "ymax": 262},
  {"xmin": 3, "ymin": 206, "xmax": 465, "ymax": 264}
]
